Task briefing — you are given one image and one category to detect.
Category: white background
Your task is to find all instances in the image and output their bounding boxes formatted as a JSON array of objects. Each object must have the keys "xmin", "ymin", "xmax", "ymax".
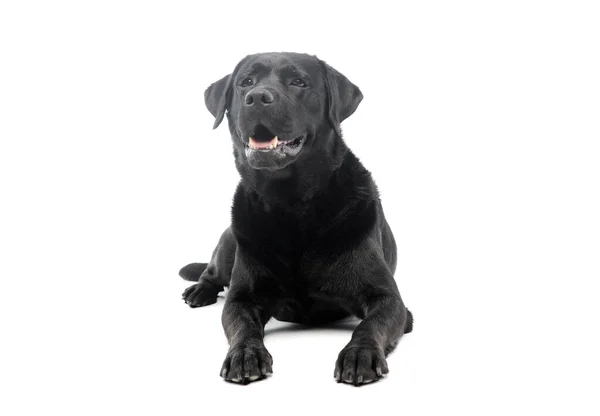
[{"xmin": 1, "ymin": 0, "xmax": 599, "ymax": 414}]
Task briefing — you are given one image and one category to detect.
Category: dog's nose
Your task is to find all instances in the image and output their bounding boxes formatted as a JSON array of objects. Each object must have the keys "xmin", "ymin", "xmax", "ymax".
[{"xmin": 245, "ymin": 88, "xmax": 275, "ymax": 106}]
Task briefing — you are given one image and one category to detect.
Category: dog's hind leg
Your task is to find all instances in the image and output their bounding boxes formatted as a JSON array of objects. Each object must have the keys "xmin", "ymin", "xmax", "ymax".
[
  {"xmin": 305, "ymin": 300, "xmax": 352, "ymax": 326},
  {"xmin": 273, "ymin": 299, "xmax": 351, "ymax": 325},
  {"xmin": 181, "ymin": 227, "xmax": 237, "ymax": 308},
  {"xmin": 179, "ymin": 262, "xmax": 208, "ymax": 282}
]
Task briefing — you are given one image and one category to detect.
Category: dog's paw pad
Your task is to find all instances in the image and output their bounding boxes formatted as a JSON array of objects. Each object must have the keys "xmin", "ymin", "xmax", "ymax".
[
  {"xmin": 334, "ymin": 343, "xmax": 388, "ymax": 386},
  {"xmin": 182, "ymin": 282, "xmax": 218, "ymax": 307},
  {"xmin": 221, "ymin": 343, "xmax": 273, "ymax": 384}
]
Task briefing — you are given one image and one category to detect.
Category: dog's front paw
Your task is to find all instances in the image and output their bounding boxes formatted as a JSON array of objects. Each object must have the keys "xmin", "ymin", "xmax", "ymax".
[
  {"xmin": 182, "ymin": 282, "xmax": 218, "ymax": 307},
  {"xmin": 220, "ymin": 342, "xmax": 273, "ymax": 384},
  {"xmin": 334, "ymin": 342, "xmax": 388, "ymax": 386}
]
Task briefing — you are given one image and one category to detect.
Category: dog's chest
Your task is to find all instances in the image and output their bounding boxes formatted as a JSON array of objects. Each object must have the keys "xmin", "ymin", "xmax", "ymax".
[
  {"xmin": 232, "ymin": 186, "xmax": 378, "ymax": 298},
  {"xmin": 234, "ymin": 202, "xmax": 324, "ymax": 250}
]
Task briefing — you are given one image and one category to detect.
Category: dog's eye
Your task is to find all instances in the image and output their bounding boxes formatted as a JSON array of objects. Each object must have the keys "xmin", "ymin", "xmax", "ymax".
[
  {"xmin": 240, "ymin": 78, "xmax": 254, "ymax": 87},
  {"xmin": 291, "ymin": 78, "xmax": 307, "ymax": 87}
]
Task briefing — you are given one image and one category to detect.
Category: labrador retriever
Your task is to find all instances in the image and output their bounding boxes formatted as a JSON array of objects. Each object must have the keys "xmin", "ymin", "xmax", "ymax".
[{"xmin": 180, "ymin": 52, "xmax": 413, "ymax": 386}]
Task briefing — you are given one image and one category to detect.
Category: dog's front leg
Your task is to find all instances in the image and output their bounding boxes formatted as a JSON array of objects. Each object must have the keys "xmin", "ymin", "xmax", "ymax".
[
  {"xmin": 219, "ymin": 251, "xmax": 274, "ymax": 384},
  {"xmin": 220, "ymin": 295, "xmax": 273, "ymax": 383},
  {"xmin": 334, "ymin": 269, "xmax": 411, "ymax": 386}
]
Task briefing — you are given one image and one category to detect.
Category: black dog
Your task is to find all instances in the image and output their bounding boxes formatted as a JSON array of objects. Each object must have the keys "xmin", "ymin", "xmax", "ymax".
[{"xmin": 180, "ymin": 52, "xmax": 412, "ymax": 386}]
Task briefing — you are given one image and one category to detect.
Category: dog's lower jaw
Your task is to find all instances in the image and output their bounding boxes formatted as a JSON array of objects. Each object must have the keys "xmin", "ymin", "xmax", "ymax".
[{"xmin": 243, "ymin": 138, "xmax": 306, "ymax": 171}]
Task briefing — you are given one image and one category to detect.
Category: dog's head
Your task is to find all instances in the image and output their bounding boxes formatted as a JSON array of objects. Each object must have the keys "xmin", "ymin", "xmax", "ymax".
[{"xmin": 204, "ymin": 52, "xmax": 362, "ymax": 171}]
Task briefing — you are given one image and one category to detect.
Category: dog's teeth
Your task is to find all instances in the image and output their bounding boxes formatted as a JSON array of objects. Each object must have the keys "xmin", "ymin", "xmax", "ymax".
[{"xmin": 273, "ymin": 136, "xmax": 278, "ymax": 147}]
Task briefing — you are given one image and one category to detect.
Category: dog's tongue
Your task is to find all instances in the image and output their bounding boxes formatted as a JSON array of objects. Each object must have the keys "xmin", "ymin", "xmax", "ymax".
[{"xmin": 249, "ymin": 136, "xmax": 278, "ymax": 149}]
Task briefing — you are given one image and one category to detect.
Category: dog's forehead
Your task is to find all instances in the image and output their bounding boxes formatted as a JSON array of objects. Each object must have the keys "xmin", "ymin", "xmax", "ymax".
[{"xmin": 238, "ymin": 53, "xmax": 320, "ymax": 75}]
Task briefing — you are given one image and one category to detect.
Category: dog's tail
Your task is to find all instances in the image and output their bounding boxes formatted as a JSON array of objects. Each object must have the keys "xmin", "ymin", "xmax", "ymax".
[
  {"xmin": 179, "ymin": 263, "xmax": 208, "ymax": 282},
  {"xmin": 404, "ymin": 309, "xmax": 414, "ymax": 334}
]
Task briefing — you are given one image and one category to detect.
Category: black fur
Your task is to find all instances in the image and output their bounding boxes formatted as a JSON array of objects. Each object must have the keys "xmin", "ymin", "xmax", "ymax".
[
  {"xmin": 179, "ymin": 263, "xmax": 207, "ymax": 281},
  {"xmin": 181, "ymin": 52, "xmax": 412, "ymax": 386}
]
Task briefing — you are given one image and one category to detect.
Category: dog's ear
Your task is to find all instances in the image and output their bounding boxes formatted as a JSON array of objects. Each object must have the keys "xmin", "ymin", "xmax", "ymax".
[
  {"xmin": 204, "ymin": 74, "xmax": 232, "ymax": 129},
  {"xmin": 322, "ymin": 62, "xmax": 363, "ymax": 136}
]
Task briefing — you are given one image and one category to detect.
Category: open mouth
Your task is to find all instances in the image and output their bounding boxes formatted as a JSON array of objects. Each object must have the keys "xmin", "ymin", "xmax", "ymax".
[{"xmin": 247, "ymin": 124, "xmax": 304, "ymax": 152}]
